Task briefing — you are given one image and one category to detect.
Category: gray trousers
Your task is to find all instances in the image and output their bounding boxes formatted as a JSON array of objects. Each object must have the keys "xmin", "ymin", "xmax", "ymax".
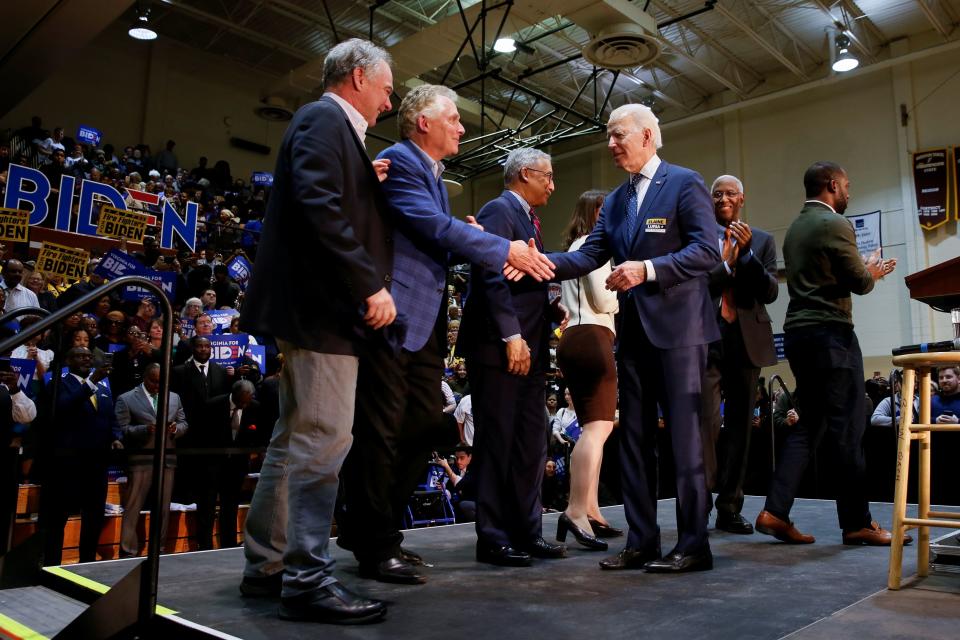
[
  {"xmin": 120, "ymin": 464, "xmax": 175, "ymax": 556},
  {"xmin": 242, "ymin": 339, "xmax": 358, "ymax": 596}
]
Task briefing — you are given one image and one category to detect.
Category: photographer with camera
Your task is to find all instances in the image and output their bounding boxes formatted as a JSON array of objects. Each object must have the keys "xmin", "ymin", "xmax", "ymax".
[{"xmin": 434, "ymin": 444, "xmax": 476, "ymax": 522}]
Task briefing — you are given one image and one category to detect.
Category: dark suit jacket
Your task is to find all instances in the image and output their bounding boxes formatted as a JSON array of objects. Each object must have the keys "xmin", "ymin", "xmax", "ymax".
[
  {"xmin": 171, "ymin": 359, "xmax": 230, "ymax": 432},
  {"xmin": 198, "ymin": 394, "xmax": 264, "ymax": 450},
  {"xmin": 377, "ymin": 139, "xmax": 508, "ymax": 353},
  {"xmin": 709, "ymin": 225, "xmax": 778, "ymax": 368},
  {"xmin": 240, "ymin": 95, "xmax": 393, "ymax": 355},
  {"xmin": 459, "ymin": 191, "xmax": 550, "ymax": 372},
  {"xmin": 54, "ymin": 374, "xmax": 119, "ymax": 450},
  {"xmin": 551, "ymin": 160, "xmax": 720, "ymax": 349}
]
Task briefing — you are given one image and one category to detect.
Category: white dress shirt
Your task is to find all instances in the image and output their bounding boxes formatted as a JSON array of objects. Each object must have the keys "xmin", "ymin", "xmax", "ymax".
[
  {"xmin": 2, "ymin": 384, "xmax": 37, "ymax": 423},
  {"xmin": 325, "ymin": 92, "xmax": 368, "ymax": 145},
  {"xmin": 1, "ymin": 284, "xmax": 39, "ymax": 313},
  {"xmin": 627, "ymin": 154, "xmax": 663, "ymax": 282}
]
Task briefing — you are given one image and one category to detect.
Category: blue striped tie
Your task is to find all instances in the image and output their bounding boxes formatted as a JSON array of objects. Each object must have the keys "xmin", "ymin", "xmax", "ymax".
[{"xmin": 624, "ymin": 173, "xmax": 643, "ymax": 240}]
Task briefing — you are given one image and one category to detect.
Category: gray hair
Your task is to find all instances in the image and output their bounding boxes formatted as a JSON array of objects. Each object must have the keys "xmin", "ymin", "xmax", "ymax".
[
  {"xmin": 711, "ymin": 175, "xmax": 744, "ymax": 195},
  {"xmin": 322, "ymin": 38, "xmax": 392, "ymax": 89},
  {"xmin": 145, "ymin": 362, "xmax": 161, "ymax": 375},
  {"xmin": 232, "ymin": 379, "xmax": 256, "ymax": 396},
  {"xmin": 398, "ymin": 84, "xmax": 458, "ymax": 139},
  {"xmin": 503, "ymin": 148, "xmax": 551, "ymax": 187},
  {"xmin": 185, "ymin": 297, "xmax": 202, "ymax": 308},
  {"xmin": 608, "ymin": 103, "xmax": 662, "ymax": 149}
]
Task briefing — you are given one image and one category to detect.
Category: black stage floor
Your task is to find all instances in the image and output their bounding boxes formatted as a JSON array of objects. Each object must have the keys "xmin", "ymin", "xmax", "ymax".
[{"xmin": 64, "ymin": 496, "xmax": 959, "ymax": 639}]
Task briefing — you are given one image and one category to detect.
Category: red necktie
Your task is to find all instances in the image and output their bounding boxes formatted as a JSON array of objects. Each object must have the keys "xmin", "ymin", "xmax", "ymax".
[{"xmin": 530, "ymin": 209, "xmax": 542, "ymax": 248}]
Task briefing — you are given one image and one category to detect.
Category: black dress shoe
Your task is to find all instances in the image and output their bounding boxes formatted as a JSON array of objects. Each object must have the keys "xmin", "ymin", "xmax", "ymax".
[
  {"xmin": 588, "ymin": 517, "xmax": 624, "ymax": 538},
  {"xmin": 278, "ymin": 582, "xmax": 386, "ymax": 624},
  {"xmin": 476, "ymin": 544, "xmax": 532, "ymax": 567},
  {"xmin": 358, "ymin": 556, "xmax": 426, "ymax": 585},
  {"xmin": 716, "ymin": 512, "xmax": 755, "ymax": 535},
  {"xmin": 643, "ymin": 548, "xmax": 713, "ymax": 573},
  {"xmin": 400, "ymin": 547, "xmax": 425, "ymax": 566},
  {"xmin": 523, "ymin": 537, "xmax": 567, "ymax": 559},
  {"xmin": 240, "ymin": 571, "xmax": 283, "ymax": 598},
  {"xmin": 598, "ymin": 548, "xmax": 660, "ymax": 570},
  {"xmin": 557, "ymin": 514, "xmax": 608, "ymax": 551}
]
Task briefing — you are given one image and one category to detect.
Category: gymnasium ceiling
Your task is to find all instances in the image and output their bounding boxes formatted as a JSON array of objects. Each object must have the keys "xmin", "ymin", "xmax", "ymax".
[{"xmin": 35, "ymin": 1, "xmax": 960, "ymax": 177}]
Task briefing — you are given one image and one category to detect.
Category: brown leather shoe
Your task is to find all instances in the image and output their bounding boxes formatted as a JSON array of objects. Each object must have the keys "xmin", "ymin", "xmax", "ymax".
[
  {"xmin": 755, "ymin": 510, "xmax": 815, "ymax": 544},
  {"xmin": 842, "ymin": 521, "xmax": 913, "ymax": 546}
]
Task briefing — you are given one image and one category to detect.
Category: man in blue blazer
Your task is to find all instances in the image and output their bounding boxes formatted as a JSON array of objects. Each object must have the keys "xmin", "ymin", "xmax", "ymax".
[
  {"xmin": 550, "ymin": 103, "xmax": 720, "ymax": 572},
  {"xmin": 337, "ymin": 85, "xmax": 556, "ymax": 584},
  {"xmin": 459, "ymin": 147, "xmax": 568, "ymax": 567},
  {"xmin": 40, "ymin": 347, "xmax": 122, "ymax": 565}
]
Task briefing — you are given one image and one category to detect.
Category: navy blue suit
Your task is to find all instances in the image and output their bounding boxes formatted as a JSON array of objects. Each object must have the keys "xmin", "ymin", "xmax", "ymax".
[
  {"xmin": 459, "ymin": 191, "xmax": 552, "ymax": 550},
  {"xmin": 552, "ymin": 159, "xmax": 720, "ymax": 555},
  {"xmin": 41, "ymin": 373, "xmax": 120, "ymax": 564},
  {"xmin": 338, "ymin": 140, "xmax": 511, "ymax": 562}
]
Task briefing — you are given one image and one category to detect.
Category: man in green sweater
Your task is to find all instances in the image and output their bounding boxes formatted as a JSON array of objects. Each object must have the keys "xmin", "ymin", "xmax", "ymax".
[{"xmin": 755, "ymin": 161, "xmax": 904, "ymax": 546}]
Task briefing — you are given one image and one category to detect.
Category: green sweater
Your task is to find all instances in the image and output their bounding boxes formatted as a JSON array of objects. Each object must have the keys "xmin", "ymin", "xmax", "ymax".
[{"xmin": 783, "ymin": 201, "xmax": 874, "ymax": 330}]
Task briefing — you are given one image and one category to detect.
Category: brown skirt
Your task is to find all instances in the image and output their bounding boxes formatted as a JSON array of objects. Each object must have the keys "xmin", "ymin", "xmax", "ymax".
[{"xmin": 556, "ymin": 324, "xmax": 617, "ymax": 423}]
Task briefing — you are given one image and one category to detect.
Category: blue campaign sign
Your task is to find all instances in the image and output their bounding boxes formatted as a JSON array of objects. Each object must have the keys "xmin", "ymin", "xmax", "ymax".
[
  {"xmin": 4, "ymin": 163, "xmax": 199, "ymax": 250},
  {"xmin": 208, "ymin": 334, "xmax": 249, "ymax": 367},
  {"xmin": 773, "ymin": 333, "xmax": 785, "ymax": 361},
  {"xmin": 245, "ymin": 345, "xmax": 266, "ymax": 374},
  {"xmin": 207, "ymin": 309, "xmax": 239, "ymax": 334},
  {"xmin": 122, "ymin": 270, "xmax": 177, "ymax": 302},
  {"xmin": 226, "ymin": 255, "xmax": 253, "ymax": 289},
  {"xmin": 107, "ymin": 343, "xmax": 128, "ymax": 353},
  {"xmin": 251, "ymin": 172, "xmax": 273, "ymax": 187},
  {"xmin": 95, "ymin": 249, "xmax": 146, "ymax": 280},
  {"xmin": 10, "ymin": 358, "xmax": 37, "ymax": 396},
  {"xmin": 180, "ymin": 318, "xmax": 195, "ymax": 339},
  {"xmin": 77, "ymin": 125, "xmax": 102, "ymax": 146}
]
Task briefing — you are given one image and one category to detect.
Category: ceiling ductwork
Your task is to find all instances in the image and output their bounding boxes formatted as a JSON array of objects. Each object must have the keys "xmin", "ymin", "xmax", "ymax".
[
  {"xmin": 571, "ymin": 0, "xmax": 661, "ymax": 70},
  {"xmin": 255, "ymin": 96, "xmax": 295, "ymax": 122}
]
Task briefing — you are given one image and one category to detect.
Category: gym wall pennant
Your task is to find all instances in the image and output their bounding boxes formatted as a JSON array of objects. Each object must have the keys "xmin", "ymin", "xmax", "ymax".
[{"xmin": 912, "ymin": 149, "xmax": 951, "ymax": 231}]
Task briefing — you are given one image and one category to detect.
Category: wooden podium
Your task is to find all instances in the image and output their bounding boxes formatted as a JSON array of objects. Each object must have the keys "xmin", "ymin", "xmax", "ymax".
[{"xmin": 888, "ymin": 257, "xmax": 960, "ymax": 589}]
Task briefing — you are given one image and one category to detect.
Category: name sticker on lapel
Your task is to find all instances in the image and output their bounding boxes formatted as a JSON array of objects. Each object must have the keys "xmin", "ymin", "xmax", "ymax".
[{"xmin": 644, "ymin": 217, "xmax": 668, "ymax": 233}]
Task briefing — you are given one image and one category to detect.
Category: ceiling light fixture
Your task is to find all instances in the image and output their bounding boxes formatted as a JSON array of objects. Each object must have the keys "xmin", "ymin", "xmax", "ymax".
[
  {"xmin": 832, "ymin": 34, "xmax": 858, "ymax": 72},
  {"xmin": 493, "ymin": 38, "xmax": 516, "ymax": 53},
  {"xmin": 128, "ymin": 2, "xmax": 158, "ymax": 41}
]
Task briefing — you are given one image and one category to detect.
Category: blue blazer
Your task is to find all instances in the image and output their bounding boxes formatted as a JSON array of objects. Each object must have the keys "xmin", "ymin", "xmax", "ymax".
[
  {"xmin": 551, "ymin": 160, "xmax": 721, "ymax": 349},
  {"xmin": 55, "ymin": 374, "xmax": 120, "ymax": 450},
  {"xmin": 459, "ymin": 191, "xmax": 551, "ymax": 371},
  {"xmin": 377, "ymin": 140, "xmax": 508, "ymax": 352}
]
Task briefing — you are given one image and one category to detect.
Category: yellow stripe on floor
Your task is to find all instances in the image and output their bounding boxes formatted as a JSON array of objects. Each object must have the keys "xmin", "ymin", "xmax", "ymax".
[
  {"xmin": 42, "ymin": 567, "xmax": 178, "ymax": 616},
  {"xmin": 0, "ymin": 610, "xmax": 49, "ymax": 640}
]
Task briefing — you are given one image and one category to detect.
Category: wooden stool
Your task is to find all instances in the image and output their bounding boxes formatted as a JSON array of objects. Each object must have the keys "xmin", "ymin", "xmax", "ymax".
[{"xmin": 888, "ymin": 352, "xmax": 960, "ymax": 589}]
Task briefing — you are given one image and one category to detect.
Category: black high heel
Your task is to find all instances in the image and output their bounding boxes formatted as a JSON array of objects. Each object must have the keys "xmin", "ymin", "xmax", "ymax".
[
  {"xmin": 588, "ymin": 517, "xmax": 624, "ymax": 538},
  {"xmin": 556, "ymin": 514, "xmax": 608, "ymax": 551}
]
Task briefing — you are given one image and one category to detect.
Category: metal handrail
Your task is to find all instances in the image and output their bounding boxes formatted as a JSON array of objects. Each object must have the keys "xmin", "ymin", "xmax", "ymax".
[{"xmin": 0, "ymin": 275, "xmax": 173, "ymax": 633}]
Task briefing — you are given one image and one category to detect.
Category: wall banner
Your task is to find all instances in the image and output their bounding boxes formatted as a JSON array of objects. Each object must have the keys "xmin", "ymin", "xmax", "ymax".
[{"xmin": 912, "ymin": 149, "xmax": 950, "ymax": 230}]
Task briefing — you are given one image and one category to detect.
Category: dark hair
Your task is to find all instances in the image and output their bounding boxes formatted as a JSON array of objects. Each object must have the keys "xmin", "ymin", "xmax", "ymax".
[
  {"xmin": 453, "ymin": 442, "xmax": 473, "ymax": 455},
  {"xmin": 803, "ymin": 161, "xmax": 845, "ymax": 198},
  {"xmin": 561, "ymin": 190, "xmax": 607, "ymax": 250}
]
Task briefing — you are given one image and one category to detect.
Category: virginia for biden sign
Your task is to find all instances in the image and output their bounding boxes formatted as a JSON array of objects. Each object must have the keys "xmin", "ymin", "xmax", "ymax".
[{"xmin": 3, "ymin": 163, "xmax": 198, "ymax": 250}]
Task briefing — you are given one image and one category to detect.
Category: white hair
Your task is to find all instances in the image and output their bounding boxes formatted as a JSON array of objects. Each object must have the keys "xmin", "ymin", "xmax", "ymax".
[
  {"xmin": 608, "ymin": 103, "xmax": 662, "ymax": 149},
  {"xmin": 711, "ymin": 175, "xmax": 744, "ymax": 194},
  {"xmin": 503, "ymin": 148, "xmax": 551, "ymax": 186},
  {"xmin": 398, "ymin": 84, "xmax": 458, "ymax": 139}
]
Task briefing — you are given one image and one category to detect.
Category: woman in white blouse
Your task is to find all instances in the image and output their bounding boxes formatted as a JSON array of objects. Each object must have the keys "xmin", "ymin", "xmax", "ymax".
[{"xmin": 555, "ymin": 190, "xmax": 621, "ymax": 551}]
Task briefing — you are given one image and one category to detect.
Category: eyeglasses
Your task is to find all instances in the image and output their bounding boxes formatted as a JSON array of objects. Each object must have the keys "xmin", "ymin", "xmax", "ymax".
[
  {"xmin": 524, "ymin": 167, "xmax": 554, "ymax": 181},
  {"xmin": 712, "ymin": 190, "xmax": 741, "ymax": 200}
]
